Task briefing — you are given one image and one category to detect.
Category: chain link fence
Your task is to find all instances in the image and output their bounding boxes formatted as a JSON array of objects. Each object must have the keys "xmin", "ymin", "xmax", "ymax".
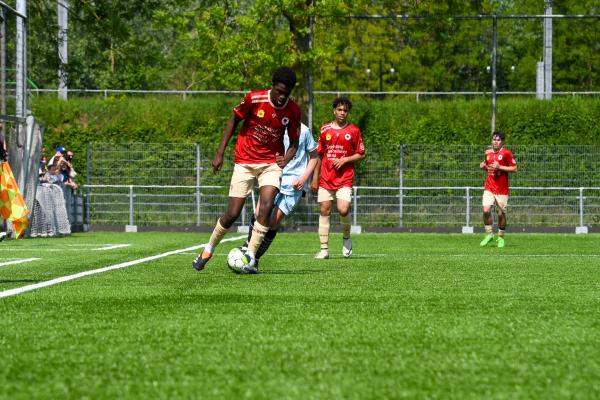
[{"xmin": 82, "ymin": 142, "xmax": 600, "ymax": 231}]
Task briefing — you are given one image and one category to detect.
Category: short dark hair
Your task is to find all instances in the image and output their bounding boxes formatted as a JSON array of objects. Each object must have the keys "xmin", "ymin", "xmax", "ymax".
[
  {"xmin": 272, "ymin": 67, "xmax": 297, "ymax": 89},
  {"xmin": 332, "ymin": 96, "xmax": 352, "ymax": 111},
  {"xmin": 492, "ymin": 130, "xmax": 505, "ymax": 140}
]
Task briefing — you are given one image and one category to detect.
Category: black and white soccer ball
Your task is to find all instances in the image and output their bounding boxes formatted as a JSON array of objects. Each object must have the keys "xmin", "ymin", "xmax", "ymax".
[{"xmin": 227, "ymin": 247, "xmax": 257, "ymax": 274}]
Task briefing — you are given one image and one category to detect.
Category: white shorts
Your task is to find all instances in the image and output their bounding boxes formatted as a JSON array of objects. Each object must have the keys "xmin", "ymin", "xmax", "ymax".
[
  {"xmin": 229, "ymin": 163, "xmax": 282, "ymax": 198},
  {"xmin": 317, "ymin": 187, "xmax": 352, "ymax": 203}
]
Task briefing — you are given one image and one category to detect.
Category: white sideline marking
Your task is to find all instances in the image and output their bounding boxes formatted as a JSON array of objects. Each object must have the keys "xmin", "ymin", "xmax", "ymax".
[
  {"xmin": 0, "ymin": 258, "xmax": 41, "ymax": 267},
  {"xmin": 1, "ymin": 244, "xmax": 132, "ymax": 252},
  {"xmin": 450, "ymin": 254, "xmax": 600, "ymax": 258},
  {"xmin": 92, "ymin": 244, "xmax": 131, "ymax": 251},
  {"xmin": 0, "ymin": 236, "xmax": 246, "ymax": 299}
]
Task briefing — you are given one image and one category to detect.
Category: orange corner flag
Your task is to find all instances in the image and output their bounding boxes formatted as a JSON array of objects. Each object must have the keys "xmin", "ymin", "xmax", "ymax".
[{"xmin": 0, "ymin": 161, "xmax": 30, "ymax": 239}]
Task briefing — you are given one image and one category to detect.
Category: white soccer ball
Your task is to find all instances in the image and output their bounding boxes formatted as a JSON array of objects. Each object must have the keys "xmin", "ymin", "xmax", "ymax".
[{"xmin": 227, "ymin": 247, "xmax": 257, "ymax": 274}]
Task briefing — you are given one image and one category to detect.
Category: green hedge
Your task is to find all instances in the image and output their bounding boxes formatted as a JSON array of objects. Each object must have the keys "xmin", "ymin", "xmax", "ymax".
[{"xmin": 32, "ymin": 94, "xmax": 600, "ymax": 175}]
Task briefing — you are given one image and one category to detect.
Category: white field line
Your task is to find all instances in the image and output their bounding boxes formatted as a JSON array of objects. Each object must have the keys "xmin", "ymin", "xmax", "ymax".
[
  {"xmin": 0, "ymin": 236, "xmax": 246, "ymax": 299},
  {"xmin": 1, "ymin": 244, "xmax": 132, "ymax": 252},
  {"xmin": 449, "ymin": 254, "xmax": 600, "ymax": 257},
  {"xmin": 0, "ymin": 258, "xmax": 41, "ymax": 267},
  {"xmin": 92, "ymin": 244, "xmax": 131, "ymax": 251}
]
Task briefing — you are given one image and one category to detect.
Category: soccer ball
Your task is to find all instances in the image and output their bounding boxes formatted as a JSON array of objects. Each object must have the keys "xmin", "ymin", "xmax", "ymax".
[{"xmin": 227, "ymin": 247, "xmax": 257, "ymax": 274}]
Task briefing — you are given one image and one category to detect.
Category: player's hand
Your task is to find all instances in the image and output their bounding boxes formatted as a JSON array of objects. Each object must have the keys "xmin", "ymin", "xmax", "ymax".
[
  {"xmin": 212, "ymin": 154, "xmax": 224, "ymax": 173},
  {"xmin": 310, "ymin": 180, "xmax": 318, "ymax": 193},
  {"xmin": 332, "ymin": 157, "xmax": 346, "ymax": 170},
  {"xmin": 275, "ymin": 153, "xmax": 285, "ymax": 168},
  {"xmin": 292, "ymin": 178, "xmax": 305, "ymax": 191}
]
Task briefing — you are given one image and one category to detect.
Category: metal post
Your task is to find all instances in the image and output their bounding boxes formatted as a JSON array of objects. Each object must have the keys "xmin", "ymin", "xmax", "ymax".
[
  {"xmin": 575, "ymin": 187, "xmax": 587, "ymax": 234},
  {"xmin": 15, "ymin": 0, "xmax": 26, "ymax": 118},
  {"xmin": 58, "ymin": 0, "xmax": 68, "ymax": 100},
  {"xmin": 491, "ymin": 15, "xmax": 497, "ymax": 134},
  {"xmin": 544, "ymin": 0, "xmax": 553, "ymax": 100},
  {"xmin": 86, "ymin": 142, "xmax": 91, "ymax": 227},
  {"xmin": 308, "ymin": 15, "xmax": 314, "ymax": 132},
  {"xmin": 462, "ymin": 187, "xmax": 474, "ymax": 233},
  {"xmin": 352, "ymin": 186, "xmax": 357, "ymax": 226},
  {"xmin": 125, "ymin": 185, "xmax": 137, "ymax": 232},
  {"xmin": 399, "ymin": 144, "xmax": 404, "ymax": 227},
  {"xmin": 196, "ymin": 143, "xmax": 201, "ymax": 226},
  {"xmin": 0, "ymin": 7, "xmax": 5, "ymax": 118}
]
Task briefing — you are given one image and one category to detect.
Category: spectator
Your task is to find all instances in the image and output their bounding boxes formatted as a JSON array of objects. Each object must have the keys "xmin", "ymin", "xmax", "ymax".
[{"xmin": 61, "ymin": 150, "xmax": 78, "ymax": 190}]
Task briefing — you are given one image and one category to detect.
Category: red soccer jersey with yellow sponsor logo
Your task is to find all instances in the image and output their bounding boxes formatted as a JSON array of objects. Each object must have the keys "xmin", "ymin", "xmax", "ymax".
[
  {"xmin": 232, "ymin": 89, "xmax": 301, "ymax": 164},
  {"xmin": 317, "ymin": 122, "xmax": 365, "ymax": 190},
  {"xmin": 484, "ymin": 147, "xmax": 516, "ymax": 194}
]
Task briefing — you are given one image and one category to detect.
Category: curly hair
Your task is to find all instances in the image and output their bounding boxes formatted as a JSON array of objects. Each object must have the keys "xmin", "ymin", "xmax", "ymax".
[
  {"xmin": 332, "ymin": 96, "xmax": 352, "ymax": 111},
  {"xmin": 271, "ymin": 67, "xmax": 297, "ymax": 89}
]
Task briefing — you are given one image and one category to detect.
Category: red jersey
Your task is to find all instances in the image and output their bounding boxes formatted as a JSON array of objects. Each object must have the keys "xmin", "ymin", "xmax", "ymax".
[
  {"xmin": 232, "ymin": 89, "xmax": 301, "ymax": 164},
  {"xmin": 317, "ymin": 122, "xmax": 365, "ymax": 190},
  {"xmin": 483, "ymin": 147, "xmax": 516, "ymax": 195}
]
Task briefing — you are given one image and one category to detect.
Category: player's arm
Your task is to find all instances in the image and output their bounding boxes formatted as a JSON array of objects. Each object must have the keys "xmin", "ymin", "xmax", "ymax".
[
  {"xmin": 292, "ymin": 149, "xmax": 318, "ymax": 191},
  {"xmin": 310, "ymin": 156, "xmax": 322, "ymax": 193},
  {"xmin": 278, "ymin": 139, "xmax": 298, "ymax": 169},
  {"xmin": 212, "ymin": 114, "xmax": 242, "ymax": 173},
  {"xmin": 496, "ymin": 163, "xmax": 517, "ymax": 173},
  {"xmin": 331, "ymin": 151, "xmax": 365, "ymax": 170}
]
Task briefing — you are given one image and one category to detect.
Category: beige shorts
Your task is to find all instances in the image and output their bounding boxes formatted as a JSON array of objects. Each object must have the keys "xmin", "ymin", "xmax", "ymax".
[
  {"xmin": 229, "ymin": 163, "xmax": 282, "ymax": 198},
  {"xmin": 482, "ymin": 190, "xmax": 508, "ymax": 214},
  {"xmin": 317, "ymin": 186, "xmax": 352, "ymax": 203}
]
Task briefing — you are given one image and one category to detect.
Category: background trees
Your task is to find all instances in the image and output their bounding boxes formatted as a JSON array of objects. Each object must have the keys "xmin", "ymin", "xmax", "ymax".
[{"xmin": 27, "ymin": 0, "xmax": 600, "ymax": 94}]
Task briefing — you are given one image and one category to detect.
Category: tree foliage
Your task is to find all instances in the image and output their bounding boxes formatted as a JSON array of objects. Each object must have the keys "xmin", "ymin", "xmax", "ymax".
[{"xmin": 27, "ymin": 0, "xmax": 600, "ymax": 95}]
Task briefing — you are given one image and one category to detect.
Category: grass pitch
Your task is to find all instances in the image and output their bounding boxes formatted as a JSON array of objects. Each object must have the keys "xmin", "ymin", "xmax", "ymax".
[{"xmin": 0, "ymin": 231, "xmax": 599, "ymax": 399}]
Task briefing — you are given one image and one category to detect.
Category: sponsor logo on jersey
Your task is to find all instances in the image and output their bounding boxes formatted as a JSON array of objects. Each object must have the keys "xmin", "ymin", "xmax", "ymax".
[
  {"xmin": 326, "ymin": 134, "xmax": 332, "ymax": 141},
  {"xmin": 257, "ymin": 109, "xmax": 265, "ymax": 118}
]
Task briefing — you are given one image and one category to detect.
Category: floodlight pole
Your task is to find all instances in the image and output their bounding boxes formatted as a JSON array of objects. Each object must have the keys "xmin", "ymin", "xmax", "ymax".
[
  {"xmin": 491, "ymin": 15, "xmax": 497, "ymax": 134},
  {"xmin": 15, "ymin": 0, "xmax": 26, "ymax": 118},
  {"xmin": 308, "ymin": 15, "xmax": 314, "ymax": 133},
  {"xmin": 58, "ymin": 0, "xmax": 69, "ymax": 100},
  {"xmin": 544, "ymin": 0, "xmax": 553, "ymax": 100}
]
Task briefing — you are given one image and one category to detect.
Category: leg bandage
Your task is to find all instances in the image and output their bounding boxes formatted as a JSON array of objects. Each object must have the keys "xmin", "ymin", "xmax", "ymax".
[{"xmin": 319, "ymin": 215, "xmax": 330, "ymax": 250}]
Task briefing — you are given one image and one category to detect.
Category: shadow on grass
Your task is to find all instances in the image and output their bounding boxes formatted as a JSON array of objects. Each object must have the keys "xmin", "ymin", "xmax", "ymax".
[{"xmin": 0, "ymin": 279, "xmax": 39, "ymax": 284}]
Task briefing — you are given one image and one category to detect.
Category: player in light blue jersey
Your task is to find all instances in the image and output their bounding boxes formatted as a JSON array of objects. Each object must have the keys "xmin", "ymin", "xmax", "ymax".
[{"xmin": 243, "ymin": 123, "xmax": 318, "ymax": 267}]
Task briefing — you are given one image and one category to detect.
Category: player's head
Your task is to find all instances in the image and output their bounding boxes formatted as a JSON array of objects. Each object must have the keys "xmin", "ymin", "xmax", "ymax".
[
  {"xmin": 270, "ymin": 67, "xmax": 296, "ymax": 107},
  {"xmin": 491, "ymin": 131, "xmax": 504, "ymax": 150},
  {"xmin": 333, "ymin": 96, "xmax": 352, "ymax": 111}
]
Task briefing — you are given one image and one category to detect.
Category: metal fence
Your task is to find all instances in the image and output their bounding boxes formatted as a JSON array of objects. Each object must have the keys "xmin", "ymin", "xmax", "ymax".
[{"xmin": 83, "ymin": 143, "xmax": 600, "ymax": 231}]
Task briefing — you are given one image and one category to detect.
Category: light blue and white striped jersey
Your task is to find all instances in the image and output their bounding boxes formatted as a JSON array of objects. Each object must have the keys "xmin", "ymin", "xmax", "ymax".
[{"xmin": 280, "ymin": 123, "xmax": 317, "ymax": 195}]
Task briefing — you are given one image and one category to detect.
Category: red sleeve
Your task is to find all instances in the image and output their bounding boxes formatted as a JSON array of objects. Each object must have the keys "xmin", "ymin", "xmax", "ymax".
[
  {"xmin": 354, "ymin": 127, "xmax": 365, "ymax": 155},
  {"xmin": 286, "ymin": 109, "xmax": 301, "ymax": 142},
  {"xmin": 232, "ymin": 92, "xmax": 252, "ymax": 120}
]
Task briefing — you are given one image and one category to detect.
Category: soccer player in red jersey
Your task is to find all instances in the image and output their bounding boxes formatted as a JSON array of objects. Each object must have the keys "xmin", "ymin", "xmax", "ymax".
[
  {"xmin": 192, "ymin": 67, "xmax": 301, "ymax": 273},
  {"xmin": 479, "ymin": 131, "xmax": 517, "ymax": 248},
  {"xmin": 310, "ymin": 96, "xmax": 365, "ymax": 259}
]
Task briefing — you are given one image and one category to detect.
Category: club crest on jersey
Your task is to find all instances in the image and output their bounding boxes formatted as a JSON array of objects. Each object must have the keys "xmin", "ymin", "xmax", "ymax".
[
  {"xmin": 498, "ymin": 155, "xmax": 503, "ymax": 160},
  {"xmin": 344, "ymin": 134, "xmax": 351, "ymax": 140},
  {"xmin": 257, "ymin": 110, "xmax": 265, "ymax": 118},
  {"xmin": 326, "ymin": 134, "xmax": 332, "ymax": 141},
  {"xmin": 281, "ymin": 117, "xmax": 289, "ymax": 126}
]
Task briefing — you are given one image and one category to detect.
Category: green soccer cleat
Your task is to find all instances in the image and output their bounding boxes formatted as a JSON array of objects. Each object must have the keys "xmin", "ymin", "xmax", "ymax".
[
  {"xmin": 496, "ymin": 237, "xmax": 505, "ymax": 248},
  {"xmin": 480, "ymin": 234, "xmax": 494, "ymax": 247}
]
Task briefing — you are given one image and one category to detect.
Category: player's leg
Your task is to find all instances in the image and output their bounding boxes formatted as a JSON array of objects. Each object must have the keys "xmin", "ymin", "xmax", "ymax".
[
  {"xmin": 316, "ymin": 187, "xmax": 334, "ymax": 259},
  {"xmin": 495, "ymin": 195, "xmax": 509, "ymax": 248},
  {"xmin": 245, "ymin": 164, "xmax": 283, "ymax": 270},
  {"xmin": 255, "ymin": 191, "xmax": 299, "ymax": 260},
  {"xmin": 335, "ymin": 187, "xmax": 353, "ymax": 257},
  {"xmin": 193, "ymin": 164, "xmax": 252, "ymax": 271},
  {"xmin": 480, "ymin": 191, "xmax": 495, "ymax": 246}
]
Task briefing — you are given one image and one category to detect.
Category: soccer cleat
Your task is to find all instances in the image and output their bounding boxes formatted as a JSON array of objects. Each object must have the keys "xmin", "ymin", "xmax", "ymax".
[
  {"xmin": 314, "ymin": 249, "xmax": 329, "ymax": 259},
  {"xmin": 0, "ymin": 232, "xmax": 6, "ymax": 242},
  {"xmin": 342, "ymin": 237, "xmax": 352, "ymax": 258},
  {"xmin": 192, "ymin": 250, "xmax": 212, "ymax": 271},
  {"xmin": 241, "ymin": 252, "xmax": 258, "ymax": 274},
  {"xmin": 240, "ymin": 241, "xmax": 249, "ymax": 252},
  {"xmin": 496, "ymin": 237, "xmax": 505, "ymax": 248},
  {"xmin": 480, "ymin": 234, "xmax": 494, "ymax": 247}
]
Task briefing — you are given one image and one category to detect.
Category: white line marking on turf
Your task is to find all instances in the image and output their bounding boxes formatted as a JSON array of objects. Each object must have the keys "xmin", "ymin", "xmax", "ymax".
[
  {"xmin": 0, "ymin": 258, "xmax": 41, "ymax": 267},
  {"xmin": 0, "ymin": 236, "xmax": 246, "ymax": 299},
  {"xmin": 91, "ymin": 244, "xmax": 131, "ymax": 251},
  {"xmin": 449, "ymin": 254, "xmax": 600, "ymax": 257}
]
